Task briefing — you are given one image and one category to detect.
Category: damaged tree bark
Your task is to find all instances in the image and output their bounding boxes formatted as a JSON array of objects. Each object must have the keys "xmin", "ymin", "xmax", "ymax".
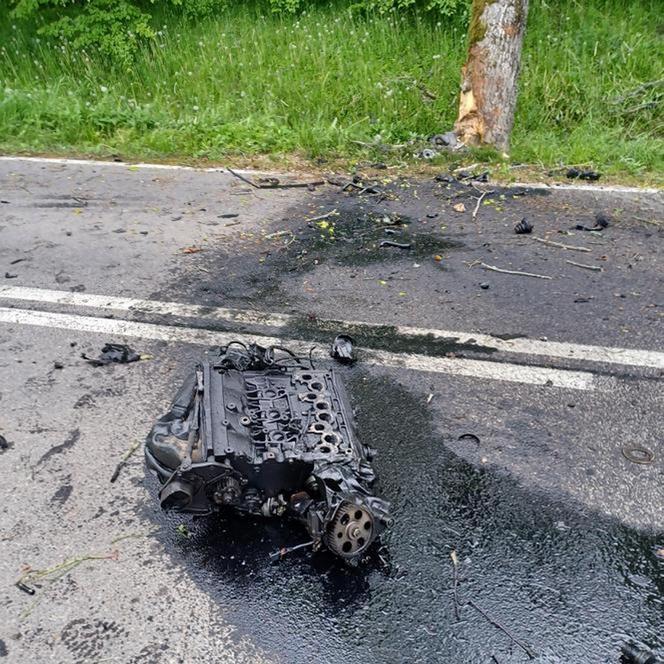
[{"xmin": 454, "ymin": 0, "xmax": 529, "ymax": 154}]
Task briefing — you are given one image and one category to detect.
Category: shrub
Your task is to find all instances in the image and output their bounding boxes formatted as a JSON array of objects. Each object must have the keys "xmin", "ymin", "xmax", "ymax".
[{"xmin": 10, "ymin": 0, "xmax": 468, "ymax": 67}]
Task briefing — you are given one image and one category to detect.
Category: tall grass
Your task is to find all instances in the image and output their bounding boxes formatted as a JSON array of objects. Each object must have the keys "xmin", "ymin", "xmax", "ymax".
[{"xmin": 0, "ymin": 1, "xmax": 661, "ymax": 176}]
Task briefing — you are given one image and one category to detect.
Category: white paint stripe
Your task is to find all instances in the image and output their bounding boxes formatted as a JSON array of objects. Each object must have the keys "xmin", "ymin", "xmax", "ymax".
[
  {"xmin": 0, "ymin": 307, "xmax": 604, "ymax": 391},
  {"xmin": 1, "ymin": 285, "xmax": 662, "ymax": 371},
  {"xmin": 0, "ymin": 156, "xmax": 289, "ymax": 179},
  {"xmin": 0, "ymin": 156, "xmax": 660, "ymax": 194}
]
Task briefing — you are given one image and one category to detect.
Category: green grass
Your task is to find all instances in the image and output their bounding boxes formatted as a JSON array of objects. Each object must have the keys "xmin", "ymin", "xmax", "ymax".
[{"xmin": 0, "ymin": 1, "xmax": 662, "ymax": 180}]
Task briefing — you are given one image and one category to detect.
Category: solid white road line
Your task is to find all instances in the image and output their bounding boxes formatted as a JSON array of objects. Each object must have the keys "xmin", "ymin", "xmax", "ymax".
[
  {"xmin": 1, "ymin": 285, "xmax": 662, "ymax": 371},
  {"xmin": 0, "ymin": 156, "xmax": 661, "ymax": 194},
  {"xmin": 0, "ymin": 307, "xmax": 606, "ymax": 391}
]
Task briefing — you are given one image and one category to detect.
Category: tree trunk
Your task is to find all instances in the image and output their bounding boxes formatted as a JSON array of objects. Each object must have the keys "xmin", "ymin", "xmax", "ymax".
[{"xmin": 454, "ymin": 0, "xmax": 529, "ymax": 155}]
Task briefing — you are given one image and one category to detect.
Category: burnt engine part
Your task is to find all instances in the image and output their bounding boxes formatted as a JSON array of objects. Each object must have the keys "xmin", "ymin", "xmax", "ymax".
[{"xmin": 145, "ymin": 342, "xmax": 391, "ymax": 564}]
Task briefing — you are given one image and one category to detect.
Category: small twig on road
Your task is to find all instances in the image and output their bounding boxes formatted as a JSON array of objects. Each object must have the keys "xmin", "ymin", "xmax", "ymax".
[
  {"xmin": 472, "ymin": 191, "xmax": 493, "ymax": 221},
  {"xmin": 467, "ymin": 599, "xmax": 536, "ymax": 660},
  {"xmin": 533, "ymin": 237, "xmax": 591, "ymax": 253},
  {"xmin": 480, "ymin": 262, "xmax": 552, "ymax": 280},
  {"xmin": 451, "ymin": 550, "xmax": 461, "ymax": 621},
  {"xmin": 227, "ymin": 167, "xmax": 259, "ymax": 188},
  {"xmin": 565, "ymin": 259, "xmax": 603, "ymax": 272},
  {"xmin": 110, "ymin": 440, "xmax": 141, "ymax": 483},
  {"xmin": 264, "ymin": 229, "xmax": 293, "ymax": 240},
  {"xmin": 227, "ymin": 167, "xmax": 323, "ymax": 189},
  {"xmin": 306, "ymin": 209, "xmax": 337, "ymax": 222}
]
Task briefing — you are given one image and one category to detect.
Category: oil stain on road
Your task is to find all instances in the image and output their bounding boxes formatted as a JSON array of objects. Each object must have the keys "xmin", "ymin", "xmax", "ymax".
[{"xmin": 149, "ymin": 372, "xmax": 663, "ymax": 664}]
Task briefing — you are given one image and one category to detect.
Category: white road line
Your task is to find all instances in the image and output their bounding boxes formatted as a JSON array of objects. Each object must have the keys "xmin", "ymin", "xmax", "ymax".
[
  {"xmin": 0, "ymin": 307, "xmax": 605, "ymax": 391},
  {"xmin": 1, "ymin": 285, "xmax": 662, "ymax": 371},
  {"xmin": 0, "ymin": 156, "xmax": 661, "ymax": 194}
]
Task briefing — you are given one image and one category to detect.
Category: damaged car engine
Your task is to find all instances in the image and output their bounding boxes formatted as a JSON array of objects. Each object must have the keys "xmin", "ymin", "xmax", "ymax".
[{"xmin": 145, "ymin": 342, "xmax": 391, "ymax": 563}]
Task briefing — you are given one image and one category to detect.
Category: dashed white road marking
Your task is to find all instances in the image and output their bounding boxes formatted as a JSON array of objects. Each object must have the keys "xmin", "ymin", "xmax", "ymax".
[
  {"xmin": 0, "ymin": 307, "xmax": 608, "ymax": 391},
  {"xmin": 1, "ymin": 285, "xmax": 662, "ymax": 371},
  {"xmin": 0, "ymin": 156, "xmax": 661, "ymax": 194}
]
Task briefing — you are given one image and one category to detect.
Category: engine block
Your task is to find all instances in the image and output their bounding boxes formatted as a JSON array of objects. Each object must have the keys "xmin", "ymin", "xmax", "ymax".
[{"xmin": 145, "ymin": 343, "xmax": 391, "ymax": 563}]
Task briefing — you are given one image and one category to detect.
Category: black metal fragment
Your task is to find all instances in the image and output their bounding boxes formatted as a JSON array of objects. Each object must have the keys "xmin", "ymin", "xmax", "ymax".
[
  {"xmin": 0, "ymin": 434, "xmax": 12, "ymax": 452},
  {"xmin": 566, "ymin": 168, "xmax": 601, "ymax": 181},
  {"xmin": 379, "ymin": 240, "xmax": 412, "ymax": 249},
  {"xmin": 145, "ymin": 342, "xmax": 391, "ymax": 565},
  {"xmin": 575, "ymin": 212, "xmax": 610, "ymax": 232},
  {"xmin": 82, "ymin": 343, "xmax": 141, "ymax": 367},
  {"xmin": 330, "ymin": 334, "xmax": 355, "ymax": 364},
  {"xmin": 514, "ymin": 218, "xmax": 533, "ymax": 234},
  {"xmin": 15, "ymin": 581, "xmax": 36, "ymax": 595}
]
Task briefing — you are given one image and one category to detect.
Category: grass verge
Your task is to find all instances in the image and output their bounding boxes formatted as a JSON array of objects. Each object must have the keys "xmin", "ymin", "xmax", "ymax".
[{"xmin": 0, "ymin": 1, "xmax": 662, "ymax": 183}]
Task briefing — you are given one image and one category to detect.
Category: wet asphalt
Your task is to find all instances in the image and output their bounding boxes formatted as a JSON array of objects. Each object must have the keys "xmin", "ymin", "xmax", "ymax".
[{"xmin": 0, "ymin": 159, "xmax": 662, "ymax": 663}]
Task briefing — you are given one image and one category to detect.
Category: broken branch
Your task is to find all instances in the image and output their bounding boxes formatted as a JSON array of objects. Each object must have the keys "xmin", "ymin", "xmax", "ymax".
[
  {"xmin": 565, "ymin": 259, "xmax": 603, "ymax": 272},
  {"xmin": 533, "ymin": 237, "xmax": 591, "ymax": 253},
  {"xmin": 472, "ymin": 191, "xmax": 493, "ymax": 221},
  {"xmin": 480, "ymin": 263, "xmax": 552, "ymax": 280}
]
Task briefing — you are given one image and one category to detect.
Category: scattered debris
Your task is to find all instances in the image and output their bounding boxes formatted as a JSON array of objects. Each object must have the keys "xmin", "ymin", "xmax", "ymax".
[
  {"xmin": 621, "ymin": 445, "xmax": 655, "ymax": 465},
  {"xmin": 434, "ymin": 255, "xmax": 443, "ymax": 262},
  {"xmin": 575, "ymin": 213, "xmax": 610, "ymax": 232},
  {"xmin": 9, "ymin": 258, "xmax": 26, "ymax": 265},
  {"xmin": 379, "ymin": 240, "xmax": 412, "ymax": 249},
  {"xmin": 467, "ymin": 599, "xmax": 536, "ymax": 660},
  {"xmin": 227, "ymin": 167, "xmax": 324, "ymax": 189},
  {"xmin": 533, "ymin": 237, "xmax": 591, "ymax": 253},
  {"xmin": 218, "ymin": 213, "xmax": 239, "ymax": 219},
  {"xmin": 16, "ymin": 549, "xmax": 118, "ymax": 597},
  {"xmin": 429, "ymin": 132, "xmax": 461, "ymax": 150},
  {"xmin": 175, "ymin": 523, "xmax": 190, "ymax": 539},
  {"xmin": 418, "ymin": 148, "xmax": 438, "ymax": 160},
  {"xmin": 594, "ymin": 212, "xmax": 611, "ymax": 228},
  {"xmin": 654, "ymin": 547, "xmax": 664, "ymax": 561},
  {"xmin": 480, "ymin": 263, "xmax": 552, "ymax": 280},
  {"xmin": 453, "ymin": 203, "xmax": 466, "ymax": 213},
  {"xmin": 620, "ymin": 642, "xmax": 659, "ymax": 664},
  {"xmin": 456, "ymin": 169, "xmax": 489, "ymax": 183},
  {"xmin": 458, "ymin": 434, "xmax": 480, "ymax": 445},
  {"xmin": 0, "ymin": 434, "xmax": 12, "ymax": 453},
  {"xmin": 145, "ymin": 342, "xmax": 391, "ymax": 564},
  {"xmin": 450, "ymin": 550, "xmax": 460, "ymax": 620},
  {"xmin": 53, "ymin": 361, "xmax": 64, "ymax": 370},
  {"xmin": 566, "ymin": 168, "xmax": 601, "ymax": 181},
  {"xmin": 306, "ymin": 209, "xmax": 337, "ymax": 223},
  {"xmin": 82, "ymin": 343, "xmax": 141, "ymax": 367},
  {"xmin": 472, "ymin": 191, "xmax": 493, "ymax": 220},
  {"xmin": 182, "ymin": 245, "xmax": 203, "ymax": 254},
  {"xmin": 514, "ymin": 218, "xmax": 533, "ymax": 234},
  {"xmin": 330, "ymin": 334, "xmax": 355, "ymax": 364},
  {"xmin": 426, "ymin": 393, "xmax": 434, "ymax": 404},
  {"xmin": 480, "ymin": 282, "xmax": 490, "ymax": 290},
  {"xmin": 110, "ymin": 440, "xmax": 141, "ymax": 483},
  {"xmin": 264, "ymin": 229, "xmax": 293, "ymax": 240},
  {"xmin": 565, "ymin": 259, "xmax": 603, "ymax": 272},
  {"xmin": 4, "ymin": 272, "xmax": 17, "ymax": 279},
  {"xmin": 269, "ymin": 540, "xmax": 315, "ymax": 562}
]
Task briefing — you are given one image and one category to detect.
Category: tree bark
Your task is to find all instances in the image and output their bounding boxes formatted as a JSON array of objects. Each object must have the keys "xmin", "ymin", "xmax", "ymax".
[{"xmin": 454, "ymin": 0, "xmax": 529, "ymax": 154}]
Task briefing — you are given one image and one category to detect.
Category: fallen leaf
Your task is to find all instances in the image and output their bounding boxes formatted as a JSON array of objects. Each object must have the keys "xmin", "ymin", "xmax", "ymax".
[
  {"xmin": 434, "ymin": 255, "xmax": 443, "ymax": 262},
  {"xmin": 453, "ymin": 203, "xmax": 466, "ymax": 213},
  {"xmin": 182, "ymin": 246, "xmax": 203, "ymax": 254}
]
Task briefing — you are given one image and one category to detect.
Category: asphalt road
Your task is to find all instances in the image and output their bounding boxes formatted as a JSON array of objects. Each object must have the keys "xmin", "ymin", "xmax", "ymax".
[{"xmin": 0, "ymin": 157, "xmax": 662, "ymax": 664}]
